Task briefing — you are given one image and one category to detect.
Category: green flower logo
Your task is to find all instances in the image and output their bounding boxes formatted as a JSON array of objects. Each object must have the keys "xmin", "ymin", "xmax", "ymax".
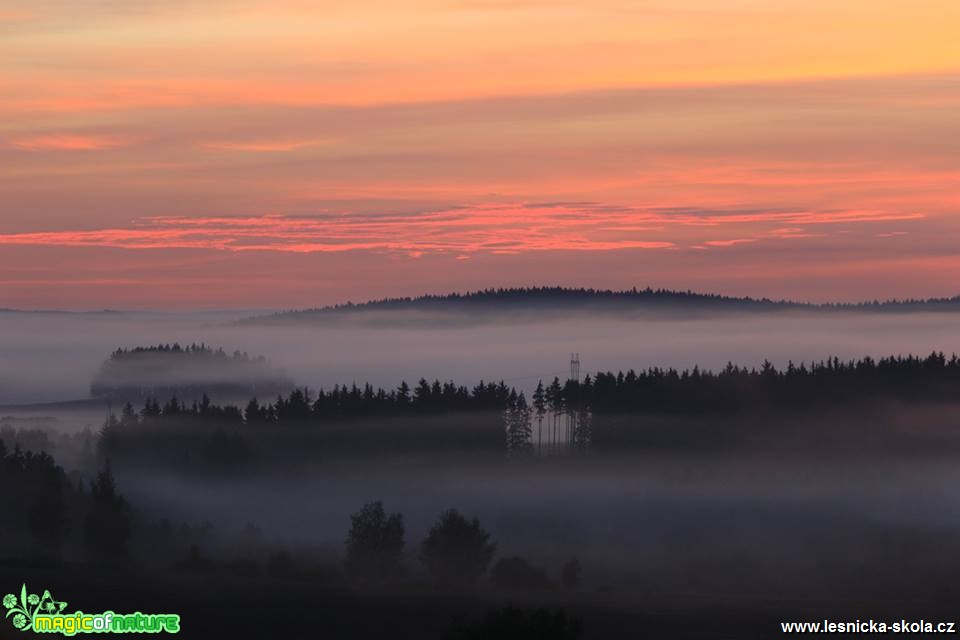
[
  {"xmin": 3, "ymin": 584, "xmax": 60, "ymax": 632},
  {"xmin": 4, "ymin": 584, "xmax": 69, "ymax": 633}
]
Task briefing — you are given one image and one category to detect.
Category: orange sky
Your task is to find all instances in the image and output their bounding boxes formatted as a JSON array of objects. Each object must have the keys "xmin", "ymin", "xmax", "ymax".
[{"xmin": 1, "ymin": 1, "xmax": 959, "ymax": 308}]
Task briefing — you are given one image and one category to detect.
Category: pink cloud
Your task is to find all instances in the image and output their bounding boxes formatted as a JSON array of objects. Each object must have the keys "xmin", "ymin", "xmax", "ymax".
[
  {"xmin": 0, "ymin": 203, "xmax": 924, "ymax": 256},
  {"xmin": 9, "ymin": 134, "xmax": 135, "ymax": 151},
  {"xmin": 702, "ymin": 238, "xmax": 757, "ymax": 247},
  {"xmin": 200, "ymin": 138, "xmax": 325, "ymax": 152}
]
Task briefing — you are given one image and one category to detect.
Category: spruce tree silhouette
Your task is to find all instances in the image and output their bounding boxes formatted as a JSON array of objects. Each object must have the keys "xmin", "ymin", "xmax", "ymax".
[
  {"xmin": 83, "ymin": 464, "xmax": 132, "ymax": 560},
  {"xmin": 532, "ymin": 381, "xmax": 546, "ymax": 452},
  {"xmin": 23, "ymin": 451, "xmax": 67, "ymax": 561},
  {"xmin": 505, "ymin": 392, "xmax": 533, "ymax": 456}
]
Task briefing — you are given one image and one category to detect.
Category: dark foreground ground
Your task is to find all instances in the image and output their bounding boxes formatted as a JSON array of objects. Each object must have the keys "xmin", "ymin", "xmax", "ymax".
[{"xmin": 2, "ymin": 562, "xmax": 958, "ymax": 639}]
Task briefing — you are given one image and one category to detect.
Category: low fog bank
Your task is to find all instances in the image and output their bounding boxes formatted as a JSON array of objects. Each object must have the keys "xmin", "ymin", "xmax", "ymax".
[
  {"xmin": 4, "ymin": 305, "xmax": 960, "ymax": 634},
  {"xmin": 0, "ymin": 311, "xmax": 254, "ymax": 405},
  {"xmin": 3, "ymin": 308, "xmax": 960, "ymax": 406},
  {"xmin": 112, "ymin": 443, "xmax": 960, "ymax": 600},
  {"xmin": 6, "ymin": 402, "xmax": 957, "ymax": 602}
]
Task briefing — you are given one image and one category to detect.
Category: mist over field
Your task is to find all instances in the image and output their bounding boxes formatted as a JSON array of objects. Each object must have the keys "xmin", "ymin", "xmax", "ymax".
[
  {"xmin": 113, "ymin": 435, "xmax": 960, "ymax": 597},
  {"xmin": 3, "ymin": 307, "xmax": 960, "ymax": 406},
  {"xmin": 4, "ymin": 302, "xmax": 960, "ymax": 637}
]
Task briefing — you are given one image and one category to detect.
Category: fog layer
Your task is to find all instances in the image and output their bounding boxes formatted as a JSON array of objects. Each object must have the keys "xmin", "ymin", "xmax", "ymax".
[{"xmin": 2, "ymin": 309, "xmax": 960, "ymax": 405}]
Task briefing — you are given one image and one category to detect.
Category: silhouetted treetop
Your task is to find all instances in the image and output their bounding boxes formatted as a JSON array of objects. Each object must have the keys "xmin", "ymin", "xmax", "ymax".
[
  {"xmin": 107, "ymin": 343, "xmax": 263, "ymax": 361},
  {"xmin": 581, "ymin": 351, "xmax": 960, "ymax": 415},
  {"xmin": 101, "ymin": 377, "xmax": 516, "ymax": 431}
]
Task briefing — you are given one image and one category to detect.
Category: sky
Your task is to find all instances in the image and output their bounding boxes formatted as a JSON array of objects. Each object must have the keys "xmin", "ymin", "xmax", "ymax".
[{"xmin": 1, "ymin": 0, "xmax": 958, "ymax": 309}]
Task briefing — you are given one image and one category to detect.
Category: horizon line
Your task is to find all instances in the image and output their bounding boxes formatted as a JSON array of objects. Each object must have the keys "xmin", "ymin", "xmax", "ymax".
[{"xmin": 3, "ymin": 285, "xmax": 960, "ymax": 315}]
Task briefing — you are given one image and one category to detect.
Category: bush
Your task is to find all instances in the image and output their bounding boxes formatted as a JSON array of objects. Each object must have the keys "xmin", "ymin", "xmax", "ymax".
[
  {"xmin": 344, "ymin": 501, "xmax": 405, "ymax": 586},
  {"xmin": 420, "ymin": 509, "xmax": 495, "ymax": 587}
]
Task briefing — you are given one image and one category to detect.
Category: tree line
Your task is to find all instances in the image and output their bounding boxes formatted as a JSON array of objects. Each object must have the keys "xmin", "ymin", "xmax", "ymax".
[
  {"xmin": 106, "ymin": 343, "xmax": 268, "ymax": 363},
  {"xmin": 97, "ymin": 351, "xmax": 960, "ymax": 461},
  {"xmin": 106, "ymin": 378, "xmax": 517, "ymax": 431},
  {"xmin": 115, "ymin": 351, "xmax": 960, "ymax": 425},
  {"xmin": 583, "ymin": 351, "xmax": 960, "ymax": 414},
  {"xmin": 99, "ymin": 381, "xmax": 521, "ymax": 466},
  {"xmin": 342, "ymin": 501, "xmax": 581, "ymax": 596}
]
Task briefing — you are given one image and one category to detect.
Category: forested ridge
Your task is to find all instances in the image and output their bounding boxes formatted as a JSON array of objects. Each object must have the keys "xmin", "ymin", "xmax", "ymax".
[{"xmin": 241, "ymin": 286, "xmax": 960, "ymax": 323}]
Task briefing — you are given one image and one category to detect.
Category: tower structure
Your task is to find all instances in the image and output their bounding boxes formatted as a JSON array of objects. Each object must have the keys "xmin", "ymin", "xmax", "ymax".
[
  {"xmin": 570, "ymin": 352, "xmax": 580, "ymax": 382},
  {"xmin": 567, "ymin": 353, "xmax": 581, "ymax": 449}
]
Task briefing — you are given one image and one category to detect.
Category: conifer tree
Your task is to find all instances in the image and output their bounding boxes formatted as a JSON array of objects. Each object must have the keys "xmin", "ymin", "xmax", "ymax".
[
  {"xmin": 505, "ymin": 392, "xmax": 533, "ymax": 456},
  {"xmin": 83, "ymin": 464, "xmax": 132, "ymax": 560},
  {"xmin": 532, "ymin": 381, "xmax": 546, "ymax": 453}
]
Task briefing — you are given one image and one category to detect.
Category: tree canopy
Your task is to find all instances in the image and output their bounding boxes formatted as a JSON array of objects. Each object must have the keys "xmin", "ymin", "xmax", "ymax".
[{"xmin": 420, "ymin": 509, "xmax": 496, "ymax": 587}]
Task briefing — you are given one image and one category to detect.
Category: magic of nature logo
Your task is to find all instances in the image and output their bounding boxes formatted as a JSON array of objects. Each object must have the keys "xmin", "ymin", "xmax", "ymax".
[{"xmin": 3, "ymin": 584, "xmax": 180, "ymax": 635}]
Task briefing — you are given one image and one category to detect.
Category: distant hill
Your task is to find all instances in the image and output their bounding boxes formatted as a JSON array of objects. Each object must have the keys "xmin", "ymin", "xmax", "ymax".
[
  {"xmin": 237, "ymin": 287, "xmax": 960, "ymax": 325},
  {"xmin": 90, "ymin": 343, "xmax": 295, "ymax": 402},
  {"xmin": 0, "ymin": 308, "xmax": 122, "ymax": 315}
]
